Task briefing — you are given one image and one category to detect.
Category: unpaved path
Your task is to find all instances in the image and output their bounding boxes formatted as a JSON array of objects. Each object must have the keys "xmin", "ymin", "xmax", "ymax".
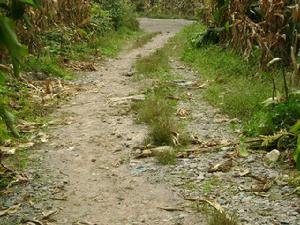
[{"xmin": 41, "ymin": 19, "xmax": 203, "ymax": 225}]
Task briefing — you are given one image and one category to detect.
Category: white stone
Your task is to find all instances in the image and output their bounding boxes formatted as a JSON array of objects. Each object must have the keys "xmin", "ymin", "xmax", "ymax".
[{"xmin": 265, "ymin": 149, "xmax": 280, "ymax": 162}]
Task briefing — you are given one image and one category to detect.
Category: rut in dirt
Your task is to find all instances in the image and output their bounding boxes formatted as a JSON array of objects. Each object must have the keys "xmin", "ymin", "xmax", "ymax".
[{"xmin": 39, "ymin": 19, "xmax": 204, "ymax": 225}]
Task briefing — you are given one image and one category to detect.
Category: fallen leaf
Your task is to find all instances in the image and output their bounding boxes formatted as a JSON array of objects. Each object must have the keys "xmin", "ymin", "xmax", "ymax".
[
  {"xmin": 208, "ymin": 159, "xmax": 233, "ymax": 173},
  {"xmin": 176, "ymin": 108, "xmax": 190, "ymax": 118},
  {"xmin": 238, "ymin": 168, "xmax": 250, "ymax": 177}
]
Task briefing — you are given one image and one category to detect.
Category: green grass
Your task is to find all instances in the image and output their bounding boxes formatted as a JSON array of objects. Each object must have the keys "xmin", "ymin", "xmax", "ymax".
[
  {"xmin": 155, "ymin": 149, "xmax": 177, "ymax": 165},
  {"xmin": 24, "ymin": 56, "xmax": 73, "ymax": 80},
  {"xmin": 87, "ymin": 27, "xmax": 141, "ymax": 58},
  {"xmin": 173, "ymin": 23, "xmax": 283, "ymax": 135},
  {"xmin": 130, "ymin": 31, "xmax": 161, "ymax": 49},
  {"xmin": 202, "ymin": 176, "xmax": 219, "ymax": 193},
  {"xmin": 133, "ymin": 86, "xmax": 178, "ymax": 146},
  {"xmin": 133, "ymin": 46, "xmax": 190, "ymax": 147},
  {"xmin": 135, "ymin": 48, "xmax": 171, "ymax": 79}
]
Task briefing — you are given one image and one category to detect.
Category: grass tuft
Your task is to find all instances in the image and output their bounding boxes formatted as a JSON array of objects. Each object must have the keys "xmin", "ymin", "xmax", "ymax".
[
  {"xmin": 155, "ymin": 149, "xmax": 177, "ymax": 165},
  {"xmin": 135, "ymin": 48, "xmax": 171, "ymax": 79},
  {"xmin": 133, "ymin": 45, "xmax": 189, "ymax": 147},
  {"xmin": 133, "ymin": 88, "xmax": 178, "ymax": 146},
  {"xmin": 131, "ymin": 32, "xmax": 161, "ymax": 49},
  {"xmin": 204, "ymin": 207, "xmax": 239, "ymax": 225}
]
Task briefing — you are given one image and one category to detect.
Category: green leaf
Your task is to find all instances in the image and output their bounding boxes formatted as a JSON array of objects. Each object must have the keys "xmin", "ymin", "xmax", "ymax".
[
  {"xmin": 0, "ymin": 16, "xmax": 28, "ymax": 76},
  {"xmin": 291, "ymin": 120, "xmax": 300, "ymax": 134},
  {"xmin": 0, "ymin": 71, "xmax": 5, "ymax": 84},
  {"xmin": 297, "ymin": 155, "xmax": 300, "ymax": 171},
  {"xmin": 20, "ymin": 0, "xmax": 40, "ymax": 7},
  {"xmin": 0, "ymin": 101, "xmax": 20, "ymax": 138}
]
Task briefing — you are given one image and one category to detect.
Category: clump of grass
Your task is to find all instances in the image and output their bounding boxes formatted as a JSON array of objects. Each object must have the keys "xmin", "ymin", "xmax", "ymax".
[
  {"xmin": 133, "ymin": 43, "xmax": 190, "ymax": 148},
  {"xmin": 24, "ymin": 56, "xmax": 73, "ymax": 80},
  {"xmin": 155, "ymin": 149, "xmax": 177, "ymax": 165},
  {"xmin": 131, "ymin": 32, "xmax": 161, "ymax": 49},
  {"xmin": 203, "ymin": 207, "xmax": 239, "ymax": 225},
  {"xmin": 91, "ymin": 27, "xmax": 140, "ymax": 57},
  {"xmin": 135, "ymin": 48, "xmax": 171, "ymax": 79},
  {"xmin": 288, "ymin": 173, "xmax": 300, "ymax": 195},
  {"xmin": 133, "ymin": 89, "xmax": 178, "ymax": 146},
  {"xmin": 204, "ymin": 77, "xmax": 270, "ymax": 120}
]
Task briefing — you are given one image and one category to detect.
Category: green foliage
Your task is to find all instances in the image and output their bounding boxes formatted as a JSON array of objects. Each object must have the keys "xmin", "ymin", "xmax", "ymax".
[
  {"xmin": 191, "ymin": 27, "xmax": 224, "ymax": 48},
  {"xmin": 0, "ymin": 0, "xmax": 39, "ymax": 136},
  {"xmin": 0, "ymin": 0, "xmax": 39, "ymax": 76},
  {"xmin": 176, "ymin": 23, "xmax": 270, "ymax": 123},
  {"xmin": 131, "ymin": 32, "xmax": 160, "ymax": 49},
  {"xmin": 133, "ymin": 87, "xmax": 178, "ymax": 146},
  {"xmin": 135, "ymin": 48, "xmax": 171, "ymax": 79},
  {"xmin": 204, "ymin": 207, "xmax": 239, "ymax": 225},
  {"xmin": 93, "ymin": 0, "xmax": 138, "ymax": 31},
  {"xmin": 90, "ymin": 3, "xmax": 113, "ymax": 35},
  {"xmin": 290, "ymin": 121, "xmax": 300, "ymax": 170},
  {"xmin": 24, "ymin": 56, "xmax": 73, "ymax": 80},
  {"xmin": 133, "ymin": 46, "xmax": 189, "ymax": 146},
  {"xmin": 260, "ymin": 95, "xmax": 300, "ymax": 135},
  {"xmin": 130, "ymin": 0, "xmax": 200, "ymax": 19}
]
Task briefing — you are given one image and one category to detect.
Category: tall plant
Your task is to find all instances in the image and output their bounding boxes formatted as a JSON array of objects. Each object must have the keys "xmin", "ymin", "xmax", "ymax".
[{"xmin": 0, "ymin": 0, "xmax": 39, "ymax": 137}]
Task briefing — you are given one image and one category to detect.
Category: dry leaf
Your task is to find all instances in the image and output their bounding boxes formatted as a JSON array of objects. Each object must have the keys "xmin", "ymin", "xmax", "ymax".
[{"xmin": 208, "ymin": 159, "xmax": 233, "ymax": 173}]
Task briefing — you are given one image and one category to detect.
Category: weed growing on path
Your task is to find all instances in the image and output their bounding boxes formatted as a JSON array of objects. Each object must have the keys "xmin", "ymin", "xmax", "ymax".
[
  {"xmin": 131, "ymin": 32, "xmax": 161, "ymax": 49},
  {"xmin": 155, "ymin": 149, "xmax": 177, "ymax": 165},
  {"xmin": 133, "ymin": 45, "xmax": 190, "ymax": 150},
  {"xmin": 135, "ymin": 48, "xmax": 171, "ymax": 79},
  {"xmin": 203, "ymin": 207, "xmax": 239, "ymax": 225}
]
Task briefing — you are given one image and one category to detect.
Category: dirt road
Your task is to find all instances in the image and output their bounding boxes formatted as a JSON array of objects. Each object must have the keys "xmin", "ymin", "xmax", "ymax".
[{"xmin": 40, "ymin": 18, "xmax": 203, "ymax": 225}]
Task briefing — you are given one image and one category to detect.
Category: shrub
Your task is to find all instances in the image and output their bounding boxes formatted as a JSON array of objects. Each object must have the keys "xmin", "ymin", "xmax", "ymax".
[
  {"xmin": 262, "ymin": 95, "xmax": 300, "ymax": 134},
  {"xmin": 94, "ymin": 0, "xmax": 138, "ymax": 31},
  {"xmin": 90, "ymin": 4, "xmax": 113, "ymax": 35}
]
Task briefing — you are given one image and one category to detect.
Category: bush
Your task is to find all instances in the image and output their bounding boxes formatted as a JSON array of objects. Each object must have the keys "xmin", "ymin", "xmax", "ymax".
[
  {"xmin": 94, "ymin": 0, "xmax": 138, "ymax": 31},
  {"xmin": 90, "ymin": 4, "xmax": 113, "ymax": 35},
  {"xmin": 250, "ymin": 95, "xmax": 300, "ymax": 135}
]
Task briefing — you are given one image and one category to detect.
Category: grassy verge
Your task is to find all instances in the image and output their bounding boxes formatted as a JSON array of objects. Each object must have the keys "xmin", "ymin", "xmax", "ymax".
[
  {"xmin": 23, "ymin": 27, "xmax": 142, "ymax": 80},
  {"xmin": 172, "ymin": 23, "xmax": 286, "ymax": 136}
]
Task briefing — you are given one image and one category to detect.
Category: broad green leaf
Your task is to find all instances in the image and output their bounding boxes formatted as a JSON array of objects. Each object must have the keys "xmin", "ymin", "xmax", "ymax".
[
  {"xmin": 0, "ymin": 101, "xmax": 20, "ymax": 137},
  {"xmin": 0, "ymin": 16, "xmax": 27, "ymax": 76},
  {"xmin": 20, "ymin": 0, "xmax": 40, "ymax": 7}
]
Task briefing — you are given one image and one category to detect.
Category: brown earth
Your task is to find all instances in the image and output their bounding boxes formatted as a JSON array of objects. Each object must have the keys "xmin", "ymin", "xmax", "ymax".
[{"xmin": 40, "ymin": 18, "xmax": 204, "ymax": 225}]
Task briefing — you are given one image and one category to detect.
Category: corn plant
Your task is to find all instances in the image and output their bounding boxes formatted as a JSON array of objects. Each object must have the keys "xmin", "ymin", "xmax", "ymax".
[{"xmin": 0, "ymin": 0, "xmax": 39, "ymax": 137}]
